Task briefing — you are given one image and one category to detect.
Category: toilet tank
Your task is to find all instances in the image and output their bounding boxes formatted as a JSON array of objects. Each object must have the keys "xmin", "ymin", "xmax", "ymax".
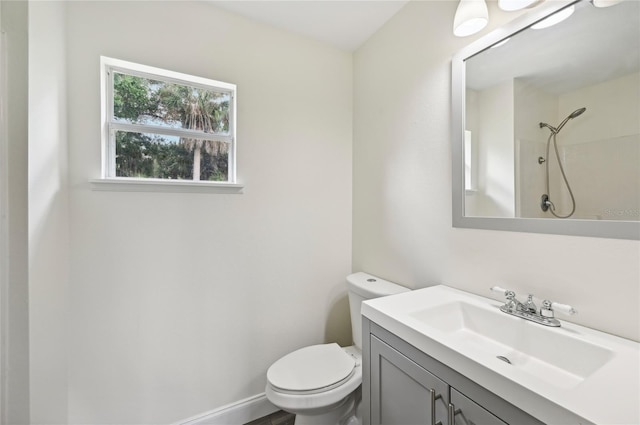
[{"xmin": 347, "ymin": 272, "xmax": 410, "ymax": 349}]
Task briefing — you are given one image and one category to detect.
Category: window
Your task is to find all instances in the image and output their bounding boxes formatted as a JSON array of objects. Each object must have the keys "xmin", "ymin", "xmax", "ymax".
[
  {"xmin": 101, "ymin": 57, "xmax": 236, "ymax": 184},
  {"xmin": 464, "ymin": 130, "xmax": 476, "ymax": 193}
]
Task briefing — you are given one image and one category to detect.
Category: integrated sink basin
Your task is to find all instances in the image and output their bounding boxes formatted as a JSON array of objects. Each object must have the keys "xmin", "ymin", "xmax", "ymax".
[
  {"xmin": 410, "ymin": 301, "xmax": 612, "ymax": 389},
  {"xmin": 362, "ymin": 285, "xmax": 640, "ymax": 425}
]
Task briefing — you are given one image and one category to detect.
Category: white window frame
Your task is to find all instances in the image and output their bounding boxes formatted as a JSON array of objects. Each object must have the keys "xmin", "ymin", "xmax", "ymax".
[
  {"xmin": 96, "ymin": 57, "xmax": 240, "ymax": 192},
  {"xmin": 464, "ymin": 130, "xmax": 477, "ymax": 194}
]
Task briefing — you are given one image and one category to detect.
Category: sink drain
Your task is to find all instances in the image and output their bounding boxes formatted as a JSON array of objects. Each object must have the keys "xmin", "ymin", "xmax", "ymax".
[{"xmin": 496, "ymin": 355, "xmax": 512, "ymax": 364}]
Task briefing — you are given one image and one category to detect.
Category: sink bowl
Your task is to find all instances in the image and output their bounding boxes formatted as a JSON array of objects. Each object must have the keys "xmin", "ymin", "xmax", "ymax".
[
  {"xmin": 361, "ymin": 285, "xmax": 640, "ymax": 425},
  {"xmin": 409, "ymin": 301, "xmax": 612, "ymax": 389}
]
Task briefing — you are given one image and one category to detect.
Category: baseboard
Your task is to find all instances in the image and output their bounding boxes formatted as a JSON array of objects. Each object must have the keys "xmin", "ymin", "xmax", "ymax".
[{"xmin": 178, "ymin": 393, "xmax": 279, "ymax": 425}]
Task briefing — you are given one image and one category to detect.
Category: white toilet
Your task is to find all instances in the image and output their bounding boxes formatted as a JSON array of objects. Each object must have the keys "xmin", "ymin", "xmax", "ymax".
[{"xmin": 265, "ymin": 272, "xmax": 409, "ymax": 425}]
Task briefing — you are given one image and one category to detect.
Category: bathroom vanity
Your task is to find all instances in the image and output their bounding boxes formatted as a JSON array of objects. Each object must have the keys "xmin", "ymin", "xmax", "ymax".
[
  {"xmin": 365, "ymin": 323, "xmax": 544, "ymax": 425},
  {"xmin": 360, "ymin": 286, "xmax": 640, "ymax": 425}
]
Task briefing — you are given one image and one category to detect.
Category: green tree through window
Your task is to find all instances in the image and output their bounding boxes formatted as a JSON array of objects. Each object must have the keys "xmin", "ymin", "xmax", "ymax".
[{"xmin": 104, "ymin": 57, "xmax": 235, "ymax": 182}]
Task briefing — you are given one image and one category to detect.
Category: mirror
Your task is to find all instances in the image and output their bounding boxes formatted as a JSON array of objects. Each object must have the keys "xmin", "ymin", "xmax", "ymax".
[{"xmin": 452, "ymin": 0, "xmax": 640, "ymax": 239}]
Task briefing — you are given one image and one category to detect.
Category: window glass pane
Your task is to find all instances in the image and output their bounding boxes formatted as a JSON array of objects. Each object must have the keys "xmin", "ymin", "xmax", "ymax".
[
  {"xmin": 115, "ymin": 131, "xmax": 229, "ymax": 182},
  {"xmin": 113, "ymin": 72, "xmax": 231, "ymax": 134}
]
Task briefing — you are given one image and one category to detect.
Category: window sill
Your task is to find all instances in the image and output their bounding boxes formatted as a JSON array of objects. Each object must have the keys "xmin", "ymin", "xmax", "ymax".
[{"xmin": 90, "ymin": 178, "xmax": 244, "ymax": 194}]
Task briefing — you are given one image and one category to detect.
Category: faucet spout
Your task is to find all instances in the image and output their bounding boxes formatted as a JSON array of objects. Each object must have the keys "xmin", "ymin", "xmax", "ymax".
[
  {"xmin": 518, "ymin": 294, "xmax": 537, "ymax": 314},
  {"xmin": 490, "ymin": 287, "xmax": 569, "ymax": 327}
]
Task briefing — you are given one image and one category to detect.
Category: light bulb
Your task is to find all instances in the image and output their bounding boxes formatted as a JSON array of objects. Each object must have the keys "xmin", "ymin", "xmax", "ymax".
[
  {"xmin": 491, "ymin": 38, "xmax": 511, "ymax": 48},
  {"xmin": 498, "ymin": 0, "xmax": 540, "ymax": 11},
  {"xmin": 453, "ymin": 0, "xmax": 489, "ymax": 37},
  {"xmin": 592, "ymin": 0, "xmax": 623, "ymax": 7},
  {"xmin": 531, "ymin": 5, "xmax": 574, "ymax": 29}
]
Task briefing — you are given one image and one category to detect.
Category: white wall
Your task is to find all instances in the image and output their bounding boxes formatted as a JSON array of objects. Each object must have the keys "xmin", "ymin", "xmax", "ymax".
[
  {"xmin": 28, "ymin": 2, "xmax": 69, "ymax": 423},
  {"xmin": 60, "ymin": 1, "xmax": 352, "ymax": 423},
  {"xmin": 353, "ymin": 0, "xmax": 639, "ymax": 344},
  {"xmin": 1, "ymin": 0, "xmax": 30, "ymax": 422},
  {"xmin": 557, "ymin": 72, "xmax": 640, "ymax": 220},
  {"xmin": 465, "ymin": 80, "xmax": 514, "ymax": 217},
  {"xmin": 513, "ymin": 78, "xmax": 557, "ymax": 218},
  {"xmin": 511, "ymin": 72, "xmax": 640, "ymax": 220},
  {"xmin": 559, "ymin": 72, "xmax": 640, "ymax": 146}
]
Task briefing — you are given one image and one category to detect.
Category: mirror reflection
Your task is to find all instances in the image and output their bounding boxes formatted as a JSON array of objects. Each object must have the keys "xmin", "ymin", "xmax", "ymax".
[{"xmin": 464, "ymin": 0, "xmax": 639, "ymax": 221}]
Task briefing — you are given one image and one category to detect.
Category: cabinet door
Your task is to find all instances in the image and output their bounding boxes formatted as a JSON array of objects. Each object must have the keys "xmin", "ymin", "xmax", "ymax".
[
  {"xmin": 450, "ymin": 389, "xmax": 507, "ymax": 425},
  {"xmin": 370, "ymin": 336, "xmax": 448, "ymax": 425}
]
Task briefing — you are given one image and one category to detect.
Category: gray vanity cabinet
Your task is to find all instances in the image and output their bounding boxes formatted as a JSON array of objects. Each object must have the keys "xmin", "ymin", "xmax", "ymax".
[
  {"xmin": 363, "ymin": 319, "xmax": 544, "ymax": 425},
  {"xmin": 450, "ymin": 389, "xmax": 507, "ymax": 425},
  {"xmin": 370, "ymin": 336, "xmax": 448, "ymax": 425}
]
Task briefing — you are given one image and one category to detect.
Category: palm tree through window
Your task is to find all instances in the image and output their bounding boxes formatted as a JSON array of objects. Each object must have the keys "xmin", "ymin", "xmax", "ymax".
[{"xmin": 102, "ymin": 57, "xmax": 236, "ymax": 183}]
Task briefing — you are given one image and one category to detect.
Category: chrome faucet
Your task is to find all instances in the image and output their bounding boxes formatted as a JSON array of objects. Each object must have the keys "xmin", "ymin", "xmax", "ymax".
[
  {"xmin": 490, "ymin": 286, "xmax": 576, "ymax": 327},
  {"xmin": 521, "ymin": 294, "xmax": 537, "ymax": 314}
]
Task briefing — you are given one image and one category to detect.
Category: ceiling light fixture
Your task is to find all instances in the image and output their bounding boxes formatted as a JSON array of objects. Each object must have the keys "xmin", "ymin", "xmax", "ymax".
[
  {"xmin": 531, "ymin": 5, "xmax": 575, "ymax": 29},
  {"xmin": 491, "ymin": 38, "xmax": 511, "ymax": 48},
  {"xmin": 498, "ymin": 0, "xmax": 542, "ymax": 11},
  {"xmin": 591, "ymin": 0, "xmax": 623, "ymax": 7},
  {"xmin": 453, "ymin": 0, "xmax": 489, "ymax": 37}
]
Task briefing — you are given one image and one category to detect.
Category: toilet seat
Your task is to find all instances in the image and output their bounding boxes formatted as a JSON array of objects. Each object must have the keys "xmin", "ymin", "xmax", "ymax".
[
  {"xmin": 265, "ymin": 345, "xmax": 363, "ymax": 418},
  {"xmin": 267, "ymin": 343, "xmax": 356, "ymax": 395}
]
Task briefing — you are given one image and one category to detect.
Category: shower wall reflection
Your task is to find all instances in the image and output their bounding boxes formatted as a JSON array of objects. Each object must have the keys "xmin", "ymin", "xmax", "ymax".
[
  {"xmin": 465, "ymin": 71, "xmax": 639, "ymax": 220},
  {"xmin": 463, "ymin": 0, "xmax": 639, "ymax": 221}
]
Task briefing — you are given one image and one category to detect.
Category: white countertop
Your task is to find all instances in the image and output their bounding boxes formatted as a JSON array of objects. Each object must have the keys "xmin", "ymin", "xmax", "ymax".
[{"xmin": 362, "ymin": 285, "xmax": 640, "ymax": 425}]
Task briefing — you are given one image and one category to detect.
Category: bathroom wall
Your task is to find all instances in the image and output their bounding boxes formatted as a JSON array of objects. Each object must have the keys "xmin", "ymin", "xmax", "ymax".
[
  {"xmin": 512, "ymin": 72, "xmax": 639, "ymax": 220},
  {"xmin": 353, "ymin": 0, "xmax": 639, "ymax": 344},
  {"xmin": 28, "ymin": 2, "xmax": 69, "ymax": 423},
  {"xmin": 464, "ymin": 81, "xmax": 514, "ymax": 218},
  {"xmin": 514, "ymin": 79, "xmax": 557, "ymax": 218},
  {"xmin": 32, "ymin": 1, "xmax": 353, "ymax": 423},
  {"xmin": 557, "ymin": 72, "xmax": 640, "ymax": 220},
  {"xmin": 1, "ymin": 0, "xmax": 30, "ymax": 422}
]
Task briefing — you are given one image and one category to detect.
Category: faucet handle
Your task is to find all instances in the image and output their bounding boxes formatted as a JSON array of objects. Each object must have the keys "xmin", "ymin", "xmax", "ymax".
[
  {"xmin": 490, "ymin": 286, "xmax": 510, "ymax": 296},
  {"xmin": 490, "ymin": 286, "xmax": 517, "ymax": 300},
  {"xmin": 551, "ymin": 301, "xmax": 577, "ymax": 315},
  {"xmin": 541, "ymin": 299, "xmax": 577, "ymax": 317},
  {"xmin": 491, "ymin": 287, "xmax": 518, "ymax": 312}
]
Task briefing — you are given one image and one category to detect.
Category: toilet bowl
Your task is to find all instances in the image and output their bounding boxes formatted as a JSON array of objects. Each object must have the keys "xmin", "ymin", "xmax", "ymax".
[
  {"xmin": 266, "ymin": 344, "xmax": 361, "ymax": 424},
  {"xmin": 265, "ymin": 273, "xmax": 409, "ymax": 425}
]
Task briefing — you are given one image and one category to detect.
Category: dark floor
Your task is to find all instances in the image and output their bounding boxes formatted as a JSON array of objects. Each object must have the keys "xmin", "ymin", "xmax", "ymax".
[{"xmin": 245, "ymin": 410, "xmax": 295, "ymax": 425}]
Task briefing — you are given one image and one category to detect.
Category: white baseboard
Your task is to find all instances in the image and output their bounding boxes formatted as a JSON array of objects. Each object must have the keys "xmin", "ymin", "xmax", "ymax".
[{"xmin": 178, "ymin": 393, "xmax": 279, "ymax": 425}]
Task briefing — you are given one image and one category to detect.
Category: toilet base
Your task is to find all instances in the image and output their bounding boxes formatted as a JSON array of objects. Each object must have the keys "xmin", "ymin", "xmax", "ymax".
[{"xmin": 292, "ymin": 387, "xmax": 361, "ymax": 425}]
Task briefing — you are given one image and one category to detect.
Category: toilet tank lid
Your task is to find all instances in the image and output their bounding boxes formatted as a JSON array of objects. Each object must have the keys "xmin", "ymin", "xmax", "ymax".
[{"xmin": 347, "ymin": 272, "xmax": 410, "ymax": 298}]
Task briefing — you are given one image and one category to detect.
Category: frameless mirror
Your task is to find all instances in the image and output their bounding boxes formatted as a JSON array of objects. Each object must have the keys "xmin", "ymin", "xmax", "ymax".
[{"xmin": 452, "ymin": 0, "xmax": 640, "ymax": 239}]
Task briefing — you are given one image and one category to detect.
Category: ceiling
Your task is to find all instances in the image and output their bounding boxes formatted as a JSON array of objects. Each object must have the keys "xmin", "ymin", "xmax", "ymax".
[{"xmin": 209, "ymin": 0, "xmax": 410, "ymax": 51}]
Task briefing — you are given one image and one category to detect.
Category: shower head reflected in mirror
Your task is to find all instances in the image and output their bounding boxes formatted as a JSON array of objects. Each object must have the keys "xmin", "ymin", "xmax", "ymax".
[
  {"xmin": 539, "ymin": 107, "xmax": 587, "ymax": 134},
  {"xmin": 539, "ymin": 107, "xmax": 586, "ymax": 218}
]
